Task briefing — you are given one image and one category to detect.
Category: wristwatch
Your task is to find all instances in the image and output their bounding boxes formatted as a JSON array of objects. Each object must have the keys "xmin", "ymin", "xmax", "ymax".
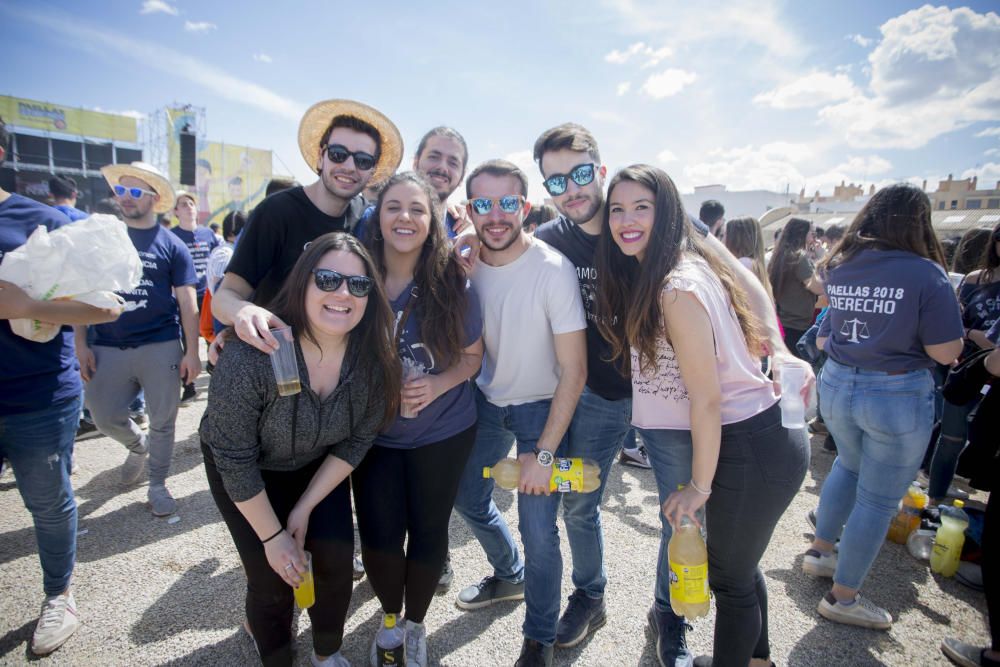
[{"xmin": 532, "ymin": 447, "xmax": 554, "ymax": 467}]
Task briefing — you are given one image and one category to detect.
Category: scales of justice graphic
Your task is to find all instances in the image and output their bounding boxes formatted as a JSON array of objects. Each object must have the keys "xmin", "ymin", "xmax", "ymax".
[{"xmin": 841, "ymin": 318, "xmax": 870, "ymax": 343}]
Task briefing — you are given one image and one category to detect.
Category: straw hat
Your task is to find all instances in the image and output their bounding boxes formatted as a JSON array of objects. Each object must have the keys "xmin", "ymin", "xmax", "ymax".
[
  {"xmin": 100, "ymin": 161, "xmax": 176, "ymax": 213},
  {"xmin": 297, "ymin": 99, "xmax": 403, "ymax": 185}
]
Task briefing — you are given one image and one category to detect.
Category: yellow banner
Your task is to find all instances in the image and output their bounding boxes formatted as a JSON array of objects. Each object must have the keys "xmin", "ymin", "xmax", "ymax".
[
  {"xmin": 186, "ymin": 141, "xmax": 272, "ymax": 227},
  {"xmin": 0, "ymin": 95, "xmax": 137, "ymax": 142}
]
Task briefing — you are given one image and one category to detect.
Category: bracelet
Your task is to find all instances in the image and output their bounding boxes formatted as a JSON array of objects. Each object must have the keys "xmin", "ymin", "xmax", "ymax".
[
  {"xmin": 261, "ymin": 527, "xmax": 284, "ymax": 544},
  {"xmin": 689, "ymin": 479, "xmax": 712, "ymax": 495}
]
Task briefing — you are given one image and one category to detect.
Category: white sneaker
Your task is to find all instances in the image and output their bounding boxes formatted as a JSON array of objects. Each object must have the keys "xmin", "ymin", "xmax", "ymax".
[
  {"xmin": 31, "ymin": 591, "xmax": 80, "ymax": 655},
  {"xmin": 802, "ymin": 549, "xmax": 837, "ymax": 578},
  {"xmin": 404, "ymin": 618, "xmax": 428, "ymax": 667},
  {"xmin": 311, "ymin": 650, "xmax": 351, "ymax": 666},
  {"xmin": 817, "ymin": 592, "xmax": 892, "ymax": 630}
]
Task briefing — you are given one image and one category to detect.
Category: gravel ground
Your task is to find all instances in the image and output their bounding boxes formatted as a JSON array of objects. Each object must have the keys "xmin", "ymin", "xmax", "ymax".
[{"xmin": 0, "ymin": 371, "xmax": 991, "ymax": 666}]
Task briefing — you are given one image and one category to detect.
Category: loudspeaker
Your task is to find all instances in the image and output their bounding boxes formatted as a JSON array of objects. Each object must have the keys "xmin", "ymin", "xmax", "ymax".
[{"xmin": 179, "ymin": 131, "xmax": 196, "ymax": 186}]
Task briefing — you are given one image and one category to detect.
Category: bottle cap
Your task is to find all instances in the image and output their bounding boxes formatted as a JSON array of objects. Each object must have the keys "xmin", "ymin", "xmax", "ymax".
[
  {"xmin": 482, "ymin": 467, "xmax": 491, "ymax": 479},
  {"xmin": 384, "ymin": 613, "xmax": 396, "ymax": 629},
  {"xmin": 954, "ymin": 500, "xmax": 964, "ymax": 509}
]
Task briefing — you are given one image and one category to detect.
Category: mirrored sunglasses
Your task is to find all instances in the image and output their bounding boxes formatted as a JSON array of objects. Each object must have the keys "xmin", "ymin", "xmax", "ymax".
[
  {"xmin": 542, "ymin": 162, "xmax": 596, "ymax": 196},
  {"xmin": 470, "ymin": 195, "xmax": 524, "ymax": 216}
]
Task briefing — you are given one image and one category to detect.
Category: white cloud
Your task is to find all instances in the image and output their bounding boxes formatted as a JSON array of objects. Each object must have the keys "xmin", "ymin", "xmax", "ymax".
[
  {"xmin": 604, "ymin": 42, "xmax": 673, "ymax": 68},
  {"xmin": 657, "ymin": 149, "xmax": 678, "ymax": 163},
  {"xmin": 616, "ymin": 82, "xmax": 631, "ymax": 96},
  {"xmin": 184, "ymin": 21, "xmax": 217, "ymax": 32},
  {"xmin": 503, "ymin": 150, "xmax": 547, "ymax": 205},
  {"xmin": 12, "ymin": 7, "xmax": 303, "ymax": 123},
  {"xmin": 985, "ymin": 148, "xmax": 1000, "ymax": 157},
  {"xmin": 819, "ymin": 6, "xmax": 1000, "ymax": 149},
  {"xmin": 977, "ymin": 127, "xmax": 1000, "ymax": 138},
  {"xmin": 806, "ymin": 155, "xmax": 893, "ymax": 193},
  {"xmin": 961, "ymin": 163, "xmax": 1000, "ymax": 188},
  {"xmin": 641, "ymin": 68, "xmax": 697, "ymax": 99},
  {"xmin": 140, "ymin": 0, "xmax": 177, "ymax": 15},
  {"xmin": 753, "ymin": 72, "xmax": 858, "ymax": 109},
  {"xmin": 253, "ymin": 53, "xmax": 273, "ymax": 64},
  {"xmin": 847, "ymin": 34, "xmax": 873, "ymax": 47},
  {"xmin": 588, "ymin": 110, "xmax": 626, "ymax": 125}
]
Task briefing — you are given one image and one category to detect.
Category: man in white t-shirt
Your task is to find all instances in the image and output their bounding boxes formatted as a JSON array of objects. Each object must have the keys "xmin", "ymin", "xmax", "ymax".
[{"xmin": 451, "ymin": 159, "xmax": 587, "ymax": 667}]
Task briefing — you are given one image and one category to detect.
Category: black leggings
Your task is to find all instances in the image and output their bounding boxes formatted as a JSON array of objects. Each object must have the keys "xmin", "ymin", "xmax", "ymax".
[
  {"xmin": 985, "ymin": 460, "xmax": 998, "ymax": 652},
  {"xmin": 352, "ymin": 424, "xmax": 476, "ymax": 623},
  {"xmin": 706, "ymin": 403, "xmax": 810, "ymax": 667},
  {"xmin": 203, "ymin": 444, "xmax": 354, "ymax": 666}
]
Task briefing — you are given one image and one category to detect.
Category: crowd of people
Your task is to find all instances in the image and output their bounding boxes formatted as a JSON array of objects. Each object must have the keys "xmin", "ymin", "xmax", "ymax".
[{"xmin": 0, "ymin": 97, "xmax": 996, "ymax": 667}]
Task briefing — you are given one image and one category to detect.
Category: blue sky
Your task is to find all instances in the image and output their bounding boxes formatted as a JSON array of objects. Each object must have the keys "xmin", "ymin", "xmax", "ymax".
[{"xmin": 2, "ymin": 0, "xmax": 999, "ymax": 204}]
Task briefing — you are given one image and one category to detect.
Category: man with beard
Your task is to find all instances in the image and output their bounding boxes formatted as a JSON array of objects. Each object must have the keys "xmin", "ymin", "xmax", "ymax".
[
  {"xmin": 212, "ymin": 99, "xmax": 402, "ymax": 352},
  {"xmin": 77, "ymin": 162, "xmax": 200, "ymax": 517},
  {"xmin": 451, "ymin": 159, "xmax": 586, "ymax": 667},
  {"xmin": 532, "ymin": 123, "xmax": 814, "ymax": 666}
]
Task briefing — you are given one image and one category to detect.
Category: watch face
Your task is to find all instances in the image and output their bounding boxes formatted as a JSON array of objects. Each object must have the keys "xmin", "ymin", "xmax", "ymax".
[{"xmin": 536, "ymin": 449, "xmax": 554, "ymax": 466}]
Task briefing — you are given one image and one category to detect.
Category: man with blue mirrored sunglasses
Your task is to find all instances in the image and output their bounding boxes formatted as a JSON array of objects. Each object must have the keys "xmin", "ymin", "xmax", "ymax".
[{"xmin": 451, "ymin": 159, "xmax": 587, "ymax": 667}]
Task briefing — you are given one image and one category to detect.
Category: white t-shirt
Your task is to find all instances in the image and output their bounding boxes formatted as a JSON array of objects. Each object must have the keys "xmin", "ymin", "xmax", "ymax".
[{"xmin": 472, "ymin": 238, "xmax": 586, "ymax": 407}]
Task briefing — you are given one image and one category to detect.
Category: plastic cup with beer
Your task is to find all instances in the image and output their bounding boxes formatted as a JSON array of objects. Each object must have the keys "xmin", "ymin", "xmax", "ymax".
[
  {"xmin": 778, "ymin": 363, "xmax": 807, "ymax": 429},
  {"xmin": 400, "ymin": 357, "xmax": 426, "ymax": 419},
  {"xmin": 269, "ymin": 326, "xmax": 301, "ymax": 397},
  {"xmin": 293, "ymin": 550, "xmax": 315, "ymax": 609}
]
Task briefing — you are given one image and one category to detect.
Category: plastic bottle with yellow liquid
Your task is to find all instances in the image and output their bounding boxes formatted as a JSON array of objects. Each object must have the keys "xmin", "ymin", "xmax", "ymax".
[
  {"xmin": 930, "ymin": 500, "xmax": 969, "ymax": 577},
  {"xmin": 293, "ymin": 551, "xmax": 315, "ymax": 609},
  {"xmin": 668, "ymin": 515, "xmax": 710, "ymax": 619},
  {"xmin": 483, "ymin": 457, "xmax": 601, "ymax": 493},
  {"xmin": 887, "ymin": 485, "xmax": 928, "ymax": 544}
]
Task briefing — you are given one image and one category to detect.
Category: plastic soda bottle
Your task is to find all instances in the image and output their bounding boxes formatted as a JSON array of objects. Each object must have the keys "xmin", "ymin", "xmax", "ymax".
[
  {"xmin": 887, "ymin": 485, "xmax": 928, "ymax": 544},
  {"xmin": 374, "ymin": 613, "xmax": 405, "ymax": 666},
  {"xmin": 930, "ymin": 500, "xmax": 969, "ymax": 577},
  {"xmin": 667, "ymin": 516, "xmax": 710, "ymax": 619},
  {"xmin": 293, "ymin": 551, "xmax": 315, "ymax": 609},
  {"xmin": 482, "ymin": 457, "xmax": 601, "ymax": 493}
]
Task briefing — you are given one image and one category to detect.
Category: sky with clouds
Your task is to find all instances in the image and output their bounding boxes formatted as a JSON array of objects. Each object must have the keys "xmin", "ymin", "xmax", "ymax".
[{"xmin": 2, "ymin": 0, "xmax": 999, "ymax": 205}]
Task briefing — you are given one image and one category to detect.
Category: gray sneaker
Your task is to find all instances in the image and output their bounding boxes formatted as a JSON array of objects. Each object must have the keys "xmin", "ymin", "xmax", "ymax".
[
  {"xmin": 31, "ymin": 591, "xmax": 79, "ymax": 656},
  {"xmin": 353, "ymin": 555, "xmax": 366, "ymax": 581},
  {"xmin": 120, "ymin": 449, "xmax": 148, "ymax": 486},
  {"xmin": 817, "ymin": 591, "xmax": 892, "ymax": 630},
  {"xmin": 148, "ymin": 485, "xmax": 177, "ymax": 517},
  {"xmin": 436, "ymin": 555, "xmax": 454, "ymax": 595},
  {"xmin": 555, "ymin": 589, "xmax": 607, "ymax": 648},
  {"xmin": 455, "ymin": 575, "xmax": 524, "ymax": 610},
  {"xmin": 941, "ymin": 637, "xmax": 992, "ymax": 667}
]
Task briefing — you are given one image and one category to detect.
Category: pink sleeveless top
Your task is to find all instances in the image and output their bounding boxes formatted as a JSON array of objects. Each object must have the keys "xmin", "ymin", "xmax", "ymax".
[{"xmin": 631, "ymin": 255, "xmax": 778, "ymax": 429}]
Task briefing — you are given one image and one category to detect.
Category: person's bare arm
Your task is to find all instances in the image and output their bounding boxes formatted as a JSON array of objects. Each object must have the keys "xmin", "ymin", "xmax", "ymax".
[
  {"xmin": 519, "ymin": 329, "xmax": 587, "ymax": 495},
  {"xmin": 212, "ymin": 272, "xmax": 285, "ymax": 353},
  {"xmin": 174, "ymin": 284, "xmax": 202, "ymax": 384},
  {"xmin": 402, "ymin": 338, "xmax": 484, "ymax": 414},
  {"xmin": 0, "ymin": 280, "xmax": 120, "ymax": 325},
  {"xmin": 705, "ymin": 234, "xmax": 814, "ymax": 398},
  {"xmin": 924, "ymin": 339, "xmax": 964, "ymax": 366}
]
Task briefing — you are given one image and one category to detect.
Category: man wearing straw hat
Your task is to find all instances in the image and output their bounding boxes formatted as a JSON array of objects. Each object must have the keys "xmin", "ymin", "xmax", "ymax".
[
  {"xmin": 75, "ymin": 161, "xmax": 200, "ymax": 517},
  {"xmin": 212, "ymin": 99, "xmax": 402, "ymax": 353}
]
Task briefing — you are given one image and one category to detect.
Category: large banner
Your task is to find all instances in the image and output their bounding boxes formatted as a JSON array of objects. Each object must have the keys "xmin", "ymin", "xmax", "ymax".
[
  {"xmin": 195, "ymin": 142, "xmax": 272, "ymax": 227},
  {"xmin": 0, "ymin": 95, "xmax": 137, "ymax": 142}
]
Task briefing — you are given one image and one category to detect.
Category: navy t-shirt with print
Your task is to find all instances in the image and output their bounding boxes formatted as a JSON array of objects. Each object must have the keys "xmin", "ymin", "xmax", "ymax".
[
  {"xmin": 0, "ymin": 194, "xmax": 83, "ymax": 416},
  {"xmin": 959, "ymin": 278, "xmax": 1000, "ymax": 332},
  {"xmin": 171, "ymin": 225, "xmax": 219, "ymax": 298},
  {"xmin": 375, "ymin": 281, "xmax": 482, "ymax": 449},
  {"xmin": 92, "ymin": 225, "xmax": 196, "ymax": 347},
  {"xmin": 818, "ymin": 249, "xmax": 964, "ymax": 371}
]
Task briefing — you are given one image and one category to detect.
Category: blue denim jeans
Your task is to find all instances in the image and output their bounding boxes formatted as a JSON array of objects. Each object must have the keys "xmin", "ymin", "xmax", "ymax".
[
  {"xmin": 453, "ymin": 389, "xmax": 566, "ymax": 646},
  {"xmin": 0, "ymin": 395, "xmax": 81, "ymax": 595},
  {"xmin": 635, "ymin": 427, "xmax": 694, "ymax": 610},
  {"xmin": 816, "ymin": 359, "xmax": 936, "ymax": 590},
  {"xmin": 928, "ymin": 396, "xmax": 978, "ymax": 499},
  {"xmin": 561, "ymin": 387, "xmax": 632, "ymax": 599}
]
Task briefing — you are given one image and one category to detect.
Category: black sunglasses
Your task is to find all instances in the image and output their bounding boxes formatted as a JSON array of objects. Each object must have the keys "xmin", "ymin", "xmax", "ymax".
[
  {"xmin": 542, "ymin": 163, "xmax": 596, "ymax": 196},
  {"xmin": 312, "ymin": 269, "xmax": 373, "ymax": 297},
  {"xmin": 325, "ymin": 144, "xmax": 377, "ymax": 171}
]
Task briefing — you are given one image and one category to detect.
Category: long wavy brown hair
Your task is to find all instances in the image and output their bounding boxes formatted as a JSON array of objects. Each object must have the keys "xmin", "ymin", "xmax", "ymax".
[
  {"xmin": 725, "ymin": 216, "xmax": 774, "ymax": 302},
  {"xmin": 767, "ymin": 217, "xmax": 812, "ymax": 296},
  {"xmin": 821, "ymin": 183, "xmax": 946, "ymax": 274},
  {"xmin": 367, "ymin": 171, "xmax": 468, "ymax": 369},
  {"xmin": 595, "ymin": 164, "xmax": 764, "ymax": 376},
  {"xmin": 267, "ymin": 232, "xmax": 401, "ymax": 428}
]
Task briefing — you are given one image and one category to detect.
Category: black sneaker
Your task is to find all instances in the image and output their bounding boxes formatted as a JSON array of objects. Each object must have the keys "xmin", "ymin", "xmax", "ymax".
[
  {"xmin": 822, "ymin": 435, "xmax": 837, "ymax": 452},
  {"xmin": 437, "ymin": 554, "xmax": 454, "ymax": 595},
  {"xmin": 75, "ymin": 420, "xmax": 100, "ymax": 441},
  {"xmin": 647, "ymin": 606, "xmax": 693, "ymax": 667},
  {"xmin": 455, "ymin": 575, "xmax": 524, "ymax": 611},
  {"xmin": 180, "ymin": 383, "xmax": 198, "ymax": 406},
  {"xmin": 514, "ymin": 638, "xmax": 553, "ymax": 667},
  {"xmin": 555, "ymin": 589, "xmax": 607, "ymax": 648}
]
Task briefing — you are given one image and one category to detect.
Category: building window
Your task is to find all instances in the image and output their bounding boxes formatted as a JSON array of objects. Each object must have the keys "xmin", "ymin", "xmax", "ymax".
[
  {"xmin": 951, "ymin": 200, "xmax": 958, "ymax": 209},
  {"xmin": 967, "ymin": 199, "xmax": 981, "ymax": 209},
  {"xmin": 988, "ymin": 198, "xmax": 1000, "ymax": 209},
  {"xmin": 938, "ymin": 201, "xmax": 945, "ymax": 210}
]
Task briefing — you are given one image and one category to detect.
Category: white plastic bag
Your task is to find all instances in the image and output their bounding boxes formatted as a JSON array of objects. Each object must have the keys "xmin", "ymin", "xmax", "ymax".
[{"xmin": 0, "ymin": 214, "xmax": 142, "ymax": 342}]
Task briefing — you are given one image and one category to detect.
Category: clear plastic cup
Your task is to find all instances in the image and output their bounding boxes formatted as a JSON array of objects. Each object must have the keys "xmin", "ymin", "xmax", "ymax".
[
  {"xmin": 778, "ymin": 363, "xmax": 807, "ymax": 429},
  {"xmin": 269, "ymin": 326, "xmax": 301, "ymax": 396},
  {"xmin": 400, "ymin": 359, "xmax": 424, "ymax": 419},
  {"xmin": 293, "ymin": 550, "xmax": 314, "ymax": 608}
]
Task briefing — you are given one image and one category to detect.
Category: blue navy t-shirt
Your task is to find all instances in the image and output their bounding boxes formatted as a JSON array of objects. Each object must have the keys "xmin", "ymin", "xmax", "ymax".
[
  {"xmin": 0, "ymin": 194, "xmax": 83, "ymax": 416},
  {"xmin": 92, "ymin": 225, "xmax": 196, "ymax": 347},
  {"xmin": 171, "ymin": 225, "xmax": 220, "ymax": 298},
  {"xmin": 375, "ymin": 281, "xmax": 482, "ymax": 449},
  {"xmin": 818, "ymin": 249, "xmax": 964, "ymax": 371},
  {"xmin": 959, "ymin": 278, "xmax": 1000, "ymax": 333},
  {"xmin": 52, "ymin": 204, "xmax": 87, "ymax": 222}
]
